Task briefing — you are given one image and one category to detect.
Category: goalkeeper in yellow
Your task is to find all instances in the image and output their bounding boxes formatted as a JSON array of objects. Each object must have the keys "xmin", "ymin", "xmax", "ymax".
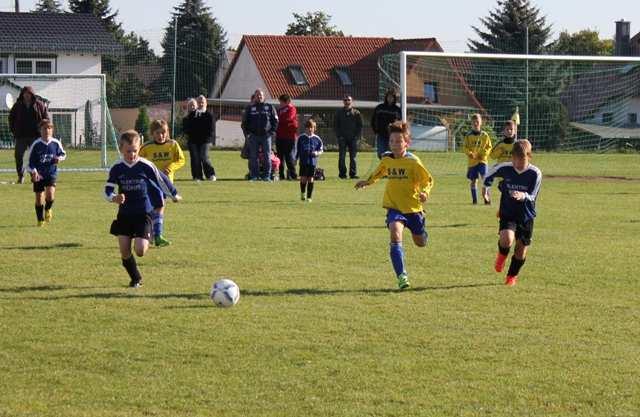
[
  {"xmin": 463, "ymin": 113, "xmax": 492, "ymax": 204},
  {"xmin": 485, "ymin": 119, "xmax": 518, "ymax": 203},
  {"xmin": 139, "ymin": 119, "xmax": 185, "ymax": 246},
  {"xmin": 355, "ymin": 121, "xmax": 433, "ymax": 290}
]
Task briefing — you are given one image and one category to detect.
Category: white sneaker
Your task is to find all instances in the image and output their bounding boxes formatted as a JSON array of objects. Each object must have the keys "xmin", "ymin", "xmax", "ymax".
[
  {"xmin": 172, "ymin": 194, "xmax": 183, "ymax": 203},
  {"xmin": 208, "ymin": 176, "xmax": 217, "ymax": 181}
]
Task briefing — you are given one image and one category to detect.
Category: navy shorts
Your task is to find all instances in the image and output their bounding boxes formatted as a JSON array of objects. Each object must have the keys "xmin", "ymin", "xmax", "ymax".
[
  {"xmin": 33, "ymin": 177, "xmax": 56, "ymax": 193},
  {"xmin": 499, "ymin": 218, "xmax": 534, "ymax": 246},
  {"xmin": 466, "ymin": 163, "xmax": 487, "ymax": 180},
  {"xmin": 386, "ymin": 209, "xmax": 427, "ymax": 237},
  {"xmin": 110, "ymin": 212, "xmax": 153, "ymax": 240},
  {"xmin": 299, "ymin": 163, "xmax": 316, "ymax": 178}
]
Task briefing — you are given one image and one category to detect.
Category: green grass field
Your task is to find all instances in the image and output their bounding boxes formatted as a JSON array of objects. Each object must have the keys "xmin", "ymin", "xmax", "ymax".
[{"xmin": 0, "ymin": 150, "xmax": 638, "ymax": 417}]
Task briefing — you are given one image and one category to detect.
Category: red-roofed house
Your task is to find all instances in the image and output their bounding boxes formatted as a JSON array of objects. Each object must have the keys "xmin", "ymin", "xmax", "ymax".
[
  {"xmin": 219, "ymin": 35, "xmax": 444, "ymax": 101},
  {"xmin": 213, "ymin": 35, "xmax": 482, "ymax": 149}
]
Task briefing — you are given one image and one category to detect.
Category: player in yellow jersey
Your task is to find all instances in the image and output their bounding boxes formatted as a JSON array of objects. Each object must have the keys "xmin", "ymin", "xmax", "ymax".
[
  {"xmin": 355, "ymin": 121, "xmax": 433, "ymax": 290},
  {"xmin": 463, "ymin": 113, "xmax": 492, "ymax": 205},
  {"xmin": 485, "ymin": 120, "xmax": 517, "ymax": 203},
  {"xmin": 139, "ymin": 119, "xmax": 185, "ymax": 247}
]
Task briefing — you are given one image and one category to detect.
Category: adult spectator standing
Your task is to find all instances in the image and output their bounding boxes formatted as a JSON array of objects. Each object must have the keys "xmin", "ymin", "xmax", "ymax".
[
  {"xmin": 241, "ymin": 89, "xmax": 278, "ymax": 181},
  {"xmin": 275, "ymin": 94, "xmax": 298, "ymax": 180},
  {"xmin": 8, "ymin": 86, "xmax": 49, "ymax": 184},
  {"xmin": 371, "ymin": 89, "xmax": 402, "ymax": 158},
  {"xmin": 334, "ymin": 95, "xmax": 363, "ymax": 179},
  {"xmin": 183, "ymin": 95, "xmax": 216, "ymax": 181}
]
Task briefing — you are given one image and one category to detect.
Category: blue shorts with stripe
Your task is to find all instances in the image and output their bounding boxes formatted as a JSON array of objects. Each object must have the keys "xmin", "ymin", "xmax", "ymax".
[
  {"xmin": 386, "ymin": 209, "xmax": 427, "ymax": 237},
  {"xmin": 466, "ymin": 163, "xmax": 487, "ymax": 180}
]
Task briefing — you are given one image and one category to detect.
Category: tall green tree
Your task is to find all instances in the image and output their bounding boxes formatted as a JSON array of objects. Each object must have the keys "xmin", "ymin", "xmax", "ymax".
[
  {"xmin": 468, "ymin": 0, "xmax": 552, "ymax": 54},
  {"xmin": 69, "ymin": 0, "xmax": 125, "ymax": 107},
  {"xmin": 68, "ymin": 0, "xmax": 123, "ymax": 38},
  {"xmin": 158, "ymin": 0, "xmax": 228, "ymax": 100},
  {"xmin": 285, "ymin": 11, "xmax": 344, "ymax": 36},
  {"xmin": 34, "ymin": 0, "xmax": 64, "ymax": 12},
  {"xmin": 549, "ymin": 30, "xmax": 613, "ymax": 56},
  {"xmin": 122, "ymin": 31, "xmax": 159, "ymax": 65},
  {"xmin": 466, "ymin": 1, "xmax": 572, "ymax": 149}
]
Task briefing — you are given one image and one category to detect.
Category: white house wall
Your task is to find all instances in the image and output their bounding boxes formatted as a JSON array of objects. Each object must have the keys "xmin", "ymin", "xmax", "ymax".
[
  {"xmin": 221, "ymin": 47, "xmax": 269, "ymax": 100},
  {"xmin": 57, "ymin": 54, "xmax": 101, "ymax": 74},
  {"xmin": 587, "ymin": 97, "xmax": 640, "ymax": 125}
]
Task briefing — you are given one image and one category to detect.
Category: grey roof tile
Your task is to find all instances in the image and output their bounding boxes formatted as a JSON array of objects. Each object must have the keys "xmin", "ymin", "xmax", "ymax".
[{"xmin": 0, "ymin": 12, "xmax": 123, "ymax": 55}]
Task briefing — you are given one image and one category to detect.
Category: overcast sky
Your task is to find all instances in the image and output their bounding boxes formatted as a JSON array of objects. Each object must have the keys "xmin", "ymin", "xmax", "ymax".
[{"xmin": 5, "ymin": 0, "xmax": 639, "ymax": 54}]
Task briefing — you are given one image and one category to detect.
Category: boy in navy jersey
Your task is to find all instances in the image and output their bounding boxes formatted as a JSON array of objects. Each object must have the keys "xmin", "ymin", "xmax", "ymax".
[
  {"xmin": 104, "ymin": 130, "xmax": 168, "ymax": 288},
  {"xmin": 484, "ymin": 139, "xmax": 542, "ymax": 286},
  {"xmin": 296, "ymin": 119, "xmax": 323, "ymax": 202},
  {"xmin": 27, "ymin": 119, "xmax": 66, "ymax": 226}
]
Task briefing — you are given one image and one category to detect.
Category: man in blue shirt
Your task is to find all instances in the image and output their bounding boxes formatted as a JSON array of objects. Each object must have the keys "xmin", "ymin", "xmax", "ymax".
[{"xmin": 241, "ymin": 89, "xmax": 278, "ymax": 181}]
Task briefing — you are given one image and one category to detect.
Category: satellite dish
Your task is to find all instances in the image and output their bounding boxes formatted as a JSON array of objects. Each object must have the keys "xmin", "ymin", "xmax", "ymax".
[{"xmin": 5, "ymin": 93, "xmax": 14, "ymax": 109}]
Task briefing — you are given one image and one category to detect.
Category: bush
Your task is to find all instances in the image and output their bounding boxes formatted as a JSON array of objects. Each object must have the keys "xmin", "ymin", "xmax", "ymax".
[{"xmin": 135, "ymin": 106, "xmax": 151, "ymax": 141}]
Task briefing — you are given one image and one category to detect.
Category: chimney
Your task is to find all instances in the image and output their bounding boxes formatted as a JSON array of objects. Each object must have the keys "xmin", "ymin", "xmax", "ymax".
[
  {"xmin": 14, "ymin": 0, "xmax": 19, "ymax": 13},
  {"xmin": 615, "ymin": 20, "xmax": 631, "ymax": 56}
]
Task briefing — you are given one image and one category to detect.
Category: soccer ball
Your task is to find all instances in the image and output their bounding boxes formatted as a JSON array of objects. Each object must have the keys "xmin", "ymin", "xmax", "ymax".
[{"xmin": 210, "ymin": 278, "xmax": 240, "ymax": 308}]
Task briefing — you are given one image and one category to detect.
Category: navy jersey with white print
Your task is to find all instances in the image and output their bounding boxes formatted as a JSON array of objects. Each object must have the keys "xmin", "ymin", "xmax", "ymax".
[
  {"xmin": 104, "ymin": 158, "xmax": 169, "ymax": 216},
  {"xmin": 296, "ymin": 134, "xmax": 323, "ymax": 166},
  {"xmin": 484, "ymin": 162, "xmax": 542, "ymax": 223},
  {"xmin": 27, "ymin": 137, "xmax": 66, "ymax": 180}
]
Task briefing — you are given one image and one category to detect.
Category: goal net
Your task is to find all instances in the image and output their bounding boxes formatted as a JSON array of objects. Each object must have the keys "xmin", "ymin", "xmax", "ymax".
[
  {"xmin": 379, "ymin": 51, "xmax": 640, "ymax": 176},
  {"xmin": 0, "ymin": 74, "xmax": 119, "ymax": 172}
]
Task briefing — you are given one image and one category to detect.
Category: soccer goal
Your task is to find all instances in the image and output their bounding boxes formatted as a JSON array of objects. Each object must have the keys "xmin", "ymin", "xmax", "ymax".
[
  {"xmin": 381, "ymin": 52, "xmax": 640, "ymax": 157},
  {"xmin": 0, "ymin": 74, "xmax": 119, "ymax": 172}
]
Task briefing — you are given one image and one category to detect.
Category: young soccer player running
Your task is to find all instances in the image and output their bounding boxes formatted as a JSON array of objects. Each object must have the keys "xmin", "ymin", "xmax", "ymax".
[
  {"xmin": 296, "ymin": 119, "xmax": 323, "ymax": 202},
  {"xmin": 355, "ymin": 121, "xmax": 433, "ymax": 290},
  {"xmin": 27, "ymin": 119, "xmax": 66, "ymax": 226},
  {"xmin": 483, "ymin": 139, "xmax": 542, "ymax": 286},
  {"xmin": 463, "ymin": 113, "xmax": 492, "ymax": 205},
  {"xmin": 484, "ymin": 120, "xmax": 518, "ymax": 203},
  {"xmin": 105, "ymin": 130, "xmax": 170, "ymax": 288},
  {"xmin": 139, "ymin": 119, "xmax": 185, "ymax": 247}
]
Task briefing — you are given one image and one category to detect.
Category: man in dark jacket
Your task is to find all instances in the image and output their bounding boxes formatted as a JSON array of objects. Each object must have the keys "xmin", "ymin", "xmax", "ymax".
[
  {"xmin": 275, "ymin": 94, "xmax": 298, "ymax": 180},
  {"xmin": 334, "ymin": 95, "xmax": 363, "ymax": 179},
  {"xmin": 241, "ymin": 89, "xmax": 278, "ymax": 181},
  {"xmin": 371, "ymin": 89, "xmax": 401, "ymax": 158},
  {"xmin": 8, "ymin": 86, "xmax": 49, "ymax": 183},
  {"xmin": 183, "ymin": 95, "xmax": 216, "ymax": 181}
]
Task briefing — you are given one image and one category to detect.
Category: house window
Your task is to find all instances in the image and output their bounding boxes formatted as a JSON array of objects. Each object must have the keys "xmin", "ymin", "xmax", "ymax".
[
  {"xmin": 602, "ymin": 112, "xmax": 613, "ymax": 125},
  {"xmin": 35, "ymin": 61, "xmax": 53, "ymax": 74},
  {"xmin": 629, "ymin": 113, "xmax": 638, "ymax": 125},
  {"xmin": 288, "ymin": 65, "xmax": 308, "ymax": 85},
  {"xmin": 16, "ymin": 60, "xmax": 32, "ymax": 74},
  {"xmin": 424, "ymin": 82, "xmax": 438, "ymax": 103},
  {"xmin": 334, "ymin": 67, "xmax": 353, "ymax": 86},
  {"xmin": 15, "ymin": 58, "xmax": 54, "ymax": 74}
]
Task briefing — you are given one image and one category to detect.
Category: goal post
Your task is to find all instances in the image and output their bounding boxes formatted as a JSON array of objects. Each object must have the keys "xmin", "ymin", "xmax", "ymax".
[
  {"xmin": 393, "ymin": 51, "xmax": 640, "ymax": 154},
  {"xmin": 0, "ymin": 73, "xmax": 118, "ymax": 172}
]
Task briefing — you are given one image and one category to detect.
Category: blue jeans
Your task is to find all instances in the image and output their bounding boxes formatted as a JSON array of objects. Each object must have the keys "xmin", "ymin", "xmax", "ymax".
[
  {"xmin": 376, "ymin": 134, "xmax": 390, "ymax": 159},
  {"xmin": 248, "ymin": 134, "xmax": 272, "ymax": 180}
]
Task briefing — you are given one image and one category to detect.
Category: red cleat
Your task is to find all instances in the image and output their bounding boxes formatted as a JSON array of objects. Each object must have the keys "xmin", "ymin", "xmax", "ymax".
[
  {"xmin": 494, "ymin": 253, "xmax": 507, "ymax": 272},
  {"xmin": 505, "ymin": 275, "xmax": 518, "ymax": 286}
]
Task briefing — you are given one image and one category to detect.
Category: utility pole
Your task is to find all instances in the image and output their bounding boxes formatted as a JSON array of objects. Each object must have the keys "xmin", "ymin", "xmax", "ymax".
[
  {"xmin": 525, "ymin": 25, "xmax": 529, "ymax": 139},
  {"xmin": 170, "ymin": 17, "xmax": 178, "ymax": 138},
  {"xmin": 15, "ymin": 0, "xmax": 20, "ymax": 12}
]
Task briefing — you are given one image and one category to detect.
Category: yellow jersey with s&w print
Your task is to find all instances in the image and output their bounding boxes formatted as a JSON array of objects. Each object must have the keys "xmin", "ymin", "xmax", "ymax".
[{"xmin": 364, "ymin": 151, "xmax": 434, "ymax": 214}]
